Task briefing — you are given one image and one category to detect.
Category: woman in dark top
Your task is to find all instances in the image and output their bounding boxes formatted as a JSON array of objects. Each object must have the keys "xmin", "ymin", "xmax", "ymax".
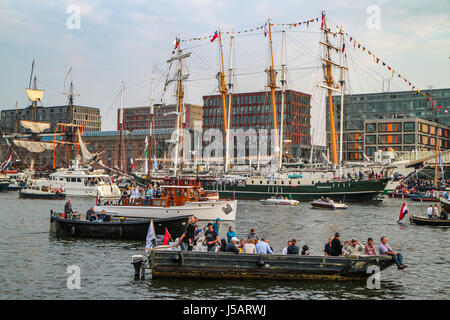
[
  {"xmin": 287, "ymin": 238, "xmax": 299, "ymax": 254},
  {"xmin": 219, "ymin": 239, "xmax": 227, "ymax": 252},
  {"xmin": 330, "ymin": 233, "xmax": 343, "ymax": 256}
]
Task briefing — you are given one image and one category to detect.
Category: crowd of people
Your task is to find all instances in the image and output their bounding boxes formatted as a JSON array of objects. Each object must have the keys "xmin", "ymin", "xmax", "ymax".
[{"xmin": 173, "ymin": 221, "xmax": 407, "ymax": 270}]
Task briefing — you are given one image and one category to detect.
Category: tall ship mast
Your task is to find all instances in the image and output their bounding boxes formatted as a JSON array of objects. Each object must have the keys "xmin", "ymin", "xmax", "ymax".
[{"xmin": 166, "ymin": 38, "xmax": 190, "ymax": 177}]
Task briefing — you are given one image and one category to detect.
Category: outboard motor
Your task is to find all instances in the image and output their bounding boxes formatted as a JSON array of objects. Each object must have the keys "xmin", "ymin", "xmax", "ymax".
[{"xmin": 131, "ymin": 254, "xmax": 146, "ymax": 280}]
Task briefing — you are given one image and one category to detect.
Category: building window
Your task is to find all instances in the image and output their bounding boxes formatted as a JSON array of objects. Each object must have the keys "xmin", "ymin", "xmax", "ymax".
[
  {"xmin": 404, "ymin": 122, "xmax": 415, "ymax": 132},
  {"xmin": 366, "ymin": 123, "xmax": 376, "ymax": 133},
  {"xmin": 404, "ymin": 134, "xmax": 415, "ymax": 144},
  {"xmin": 366, "ymin": 135, "xmax": 376, "ymax": 144}
]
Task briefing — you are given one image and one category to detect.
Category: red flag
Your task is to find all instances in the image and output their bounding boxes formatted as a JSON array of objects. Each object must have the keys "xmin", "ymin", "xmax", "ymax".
[
  {"xmin": 264, "ymin": 23, "xmax": 268, "ymax": 37},
  {"xmin": 342, "ymin": 43, "xmax": 345, "ymax": 53},
  {"xmin": 321, "ymin": 12, "xmax": 325, "ymax": 29},
  {"xmin": 163, "ymin": 228, "xmax": 171, "ymax": 245},
  {"xmin": 210, "ymin": 31, "xmax": 218, "ymax": 42}
]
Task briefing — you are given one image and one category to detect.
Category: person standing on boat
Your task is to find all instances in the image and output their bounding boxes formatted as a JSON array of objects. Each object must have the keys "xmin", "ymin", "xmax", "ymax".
[
  {"xmin": 204, "ymin": 223, "xmax": 219, "ymax": 252},
  {"xmin": 379, "ymin": 237, "xmax": 407, "ymax": 270},
  {"xmin": 282, "ymin": 240, "xmax": 292, "ymax": 255},
  {"xmin": 427, "ymin": 205, "xmax": 433, "ymax": 218},
  {"xmin": 64, "ymin": 198, "xmax": 74, "ymax": 219},
  {"xmin": 212, "ymin": 218, "xmax": 221, "ymax": 235},
  {"xmin": 247, "ymin": 229, "xmax": 259, "ymax": 241},
  {"xmin": 287, "ymin": 239, "xmax": 300, "ymax": 255},
  {"xmin": 330, "ymin": 233, "xmax": 343, "ymax": 256},
  {"xmin": 433, "ymin": 205, "xmax": 439, "ymax": 219},
  {"xmin": 344, "ymin": 238, "xmax": 364, "ymax": 256},
  {"xmin": 324, "ymin": 237, "xmax": 333, "ymax": 256}
]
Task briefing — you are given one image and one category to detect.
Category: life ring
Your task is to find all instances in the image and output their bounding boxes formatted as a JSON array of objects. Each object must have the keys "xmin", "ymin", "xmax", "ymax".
[{"xmin": 122, "ymin": 190, "xmax": 130, "ymax": 196}]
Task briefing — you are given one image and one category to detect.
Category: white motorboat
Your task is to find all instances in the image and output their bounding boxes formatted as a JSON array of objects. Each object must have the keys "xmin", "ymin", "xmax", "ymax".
[
  {"xmin": 47, "ymin": 161, "xmax": 121, "ymax": 199},
  {"xmin": 310, "ymin": 198, "xmax": 348, "ymax": 210},
  {"xmin": 96, "ymin": 185, "xmax": 237, "ymax": 221},
  {"xmin": 19, "ymin": 179, "xmax": 66, "ymax": 200},
  {"xmin": 260, "ymin": 196, "xmax": 299, "ymax": 205}
]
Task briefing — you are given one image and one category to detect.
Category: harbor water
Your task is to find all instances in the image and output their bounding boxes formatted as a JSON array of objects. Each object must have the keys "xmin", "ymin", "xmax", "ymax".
[{"xmin": 0, "ymin": 191, "xmax": 449, "ymax": 300}]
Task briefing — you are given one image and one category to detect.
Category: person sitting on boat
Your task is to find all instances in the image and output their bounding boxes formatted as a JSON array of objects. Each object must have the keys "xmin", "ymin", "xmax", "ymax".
[
  {"xmin": 86, "ymin": 207, "xmax": 97, "ymax": 221},
  {"xmin": 323, "ymin": 237, "xmax": 333, "ymax": 256},
  {"xmin": 330, "ymin": 233, "xmax": 343, "ymax": 256},
  {"xmin": 247, "ymin": 229, "xmax": 259, "ymax": 241},
  {"xmin": 130, "ymin": 187, "xmax": 139, "ymax": 204},
  {"xmin": 238, "ymin": 239, "xmax": 246, "ymax": 253},
  {"xmin": 287, "ymin": 239, "xmax": 299, "ymax": 255},
  {"xmin": 224, "ymin": 237, "xmax": 240, "ymax": 254},
  {"xmin": 203, "ymin": 223, "xmax": 219, "ymax": 252},
  {"xmin": 256, "ymin": 238, "xmax": 273, "ymax": 254},
  {"xmin": 282, "ymin": 240, "xmax": 292, "ymax": 255},
  {"xmin": 96, "ymin": 210, "xmax": 107, "ymax": 222},
  {"xmin": 427, "ymin": 205, "xmax": 433, "ymax": 219},
  {"xmin": 227, "ymin": 226, "xmax": 236, "ymax": 243},
  {"xmin": 344, "ymin": 238, "xmax": 364, "ymax": 256},
  {"xmin": 433, "ymin": 205, "xmax": 439, "ymax": 219},
  {"xmin": 364, "ymin": 238, "xmax": 377, "ymax": 256},
  {"xmin": 218, "ymin": 239, "xmax": 227, "ymax": 252},
  {"xmin": 440, "ymin": 210, "xmax": 449, "ymax": 220},
  {"xmin": 379, "ymin": 236, "xmax": 407, "ymax": 270},
  {"xmin": 243, "ymin": 238, "xmax": 257, "ymax": 254},
  {"xmin": 301, "ymin": 245, "xmax": 310, "ymax": 256}
]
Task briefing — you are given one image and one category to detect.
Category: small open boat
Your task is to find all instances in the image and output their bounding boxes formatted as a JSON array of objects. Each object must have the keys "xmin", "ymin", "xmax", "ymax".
[
  {"xmin": 387, "ymin": 191, "xmax": 410, "ymax": 199},
  {"xmin": 50, "ymin": 210, "xmax": 190, "ymax": 239},
  {"xmin": 260, "ymin": 196, "xmax": 299, "ymax": 205},
  {"xmin": 19, "ymin": 181, "xmax": 65, "ymax": 200},
  {"xmin": 310, "ymin": 198, "xmax": 348, "ymax": 210},
  {"xmin": 144, "ymin": 250, "xmax": 394, "ymax": 281},
  {"xmin": 409, "ymin": 215, "xmax": 450, "ymax": 226},
  {"xmin": 409, "ymin": 195, "xmax": 439, "ymax": 202}
]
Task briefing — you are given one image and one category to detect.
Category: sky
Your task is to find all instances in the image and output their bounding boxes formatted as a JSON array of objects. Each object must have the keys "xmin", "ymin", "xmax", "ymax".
[{"xmin": 1, "ymin": 0, "xmax": 449, "ymax": 145}]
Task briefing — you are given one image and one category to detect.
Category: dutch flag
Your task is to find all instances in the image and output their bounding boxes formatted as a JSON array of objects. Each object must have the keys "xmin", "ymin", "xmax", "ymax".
[
  {"xmin": 397, "ymin": 202, "xmax": 408, "ymax": 223},
  {"xmin": 1, "ymin": 152, "xmax": 12, "ymax": 170}
]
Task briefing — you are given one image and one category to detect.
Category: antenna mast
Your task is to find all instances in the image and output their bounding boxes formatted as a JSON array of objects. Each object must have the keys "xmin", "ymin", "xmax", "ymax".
[{"xmin": 225, "ymin": 31, "xmax": 234, "ymax": 173}]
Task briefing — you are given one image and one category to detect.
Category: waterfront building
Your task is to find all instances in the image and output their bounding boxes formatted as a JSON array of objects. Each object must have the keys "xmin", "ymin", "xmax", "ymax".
[
  {"xmin": 202, "ymin": 89, "xmax": 311, "ymax": 158},
  {"xmin": 0, "ymin": 104, "xmax": 101, "ymax": 134},
  {"xmin": 326, "ymin": 88, "xmax": 450, "ymax": 161},
  {"xmin": 117, "ymin": 104, "xmax": 203, "ymax": 132}
]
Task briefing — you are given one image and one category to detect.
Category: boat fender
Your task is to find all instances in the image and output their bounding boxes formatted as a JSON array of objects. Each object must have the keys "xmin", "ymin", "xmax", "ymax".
[
  {"xmin": 70, "ymin": 225, "xmax": 76, "ymax": 235},
  {"xmin": 256, "ymin": 256, "xmax": 265, "ymax": 267},
  {"xmin": 119, "ymin": 226, "xmax": 123, "ymax": 237},
  {"xmin": 178, "ymin": 252, "xmax": 184, "ymax": 266}
]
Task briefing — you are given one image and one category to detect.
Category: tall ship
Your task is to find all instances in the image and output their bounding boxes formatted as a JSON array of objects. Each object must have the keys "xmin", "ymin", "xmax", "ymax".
[{"xmin": 200, "ymin": 15, "xmax": 389, "ymax": 201}]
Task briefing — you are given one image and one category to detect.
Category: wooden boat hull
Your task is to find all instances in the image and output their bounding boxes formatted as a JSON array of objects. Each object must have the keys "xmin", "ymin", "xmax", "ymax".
[
  {"xmin": 0, "ymin": 182, "xmax": 9, "ymax": 192},
  {"xmin": 410, "ymin": 215, "xmax": 450, "ymax": 226},
  {"xmin": 409, "ymin": 195, "xmax": 439, "ymax": 202},
  {"xmin": 50, "ymin": 213, "xmax": 190, "ymax": 239},
  {"xmin": 19, "ymin": 190, "xmax": 66, "ymax": 200},
  {"xmin": 150, "ymin": 251, "xmax": 395, "ymax": 281}
]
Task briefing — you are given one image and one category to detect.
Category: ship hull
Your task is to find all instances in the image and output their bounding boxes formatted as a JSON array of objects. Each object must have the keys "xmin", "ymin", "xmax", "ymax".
[{"xmin": 211, "ymin": 179, "xmax": 388, "ymax": 202}]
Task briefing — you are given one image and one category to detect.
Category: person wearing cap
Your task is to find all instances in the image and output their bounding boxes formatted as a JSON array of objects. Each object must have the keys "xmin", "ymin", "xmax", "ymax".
[
  {"xmin": 226, "ymin": 226, "xmax": 236, "ymax": 243},
  {"xmin": 330, "ymin": 232, "xmax": 343, "ymax": 256},
  {"xmin": 224, "ymin": 237, "xmax": 240, "ymax": 254},
  {"xmin": 344, "ymin": 238, "xmax": 364, "ymax": 256},
  {"xmin": 256, "ymin": 238, "xmax": 273, "ymax": 254}
]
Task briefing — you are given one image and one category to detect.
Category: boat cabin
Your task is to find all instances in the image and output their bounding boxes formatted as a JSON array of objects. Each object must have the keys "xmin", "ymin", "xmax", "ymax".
[{"xmin": 122, "ymin": 185, "xmax": 202, "ymax": 207}]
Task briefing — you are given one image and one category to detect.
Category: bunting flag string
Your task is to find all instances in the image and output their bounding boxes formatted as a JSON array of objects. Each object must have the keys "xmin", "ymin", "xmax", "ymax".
[
  {"xmin": 178, "ymin": 16, "xmax": 320, "ymax": 44},
  {"xmin": 342, "ymin": 30, "xmax": 447, "ymax": 114}
]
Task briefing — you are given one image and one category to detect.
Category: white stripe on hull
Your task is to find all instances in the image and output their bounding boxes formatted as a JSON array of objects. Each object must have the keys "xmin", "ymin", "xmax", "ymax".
[{"xmin": 95, "ymin": 200, "xmax": 237, "ymax": 221}]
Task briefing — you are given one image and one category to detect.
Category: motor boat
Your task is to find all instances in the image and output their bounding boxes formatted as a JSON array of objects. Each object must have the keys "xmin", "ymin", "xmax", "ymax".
[
  {"xmin": 310, "ymin": 198, "xmax": 348, "ymax": 210},
  {"xmin": 260, "ymin": 196, "xmax": 299, "ymax": 205}
]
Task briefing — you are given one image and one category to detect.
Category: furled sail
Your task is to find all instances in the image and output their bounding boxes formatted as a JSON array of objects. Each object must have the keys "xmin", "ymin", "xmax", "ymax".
[
  {"xmin": 13, "ymin": 139, "xmax": 53, "ymax": 153},
  {"xmin": 77, "ymin": 130, "xmax": 101, "ymax": 164},
  {"xmin": 20, "ymin": 120, "xmax": 50, "ymax": 133},
  {"xmin": 26, "ymin": 89, "xmax": 45, "ymax": 102}
]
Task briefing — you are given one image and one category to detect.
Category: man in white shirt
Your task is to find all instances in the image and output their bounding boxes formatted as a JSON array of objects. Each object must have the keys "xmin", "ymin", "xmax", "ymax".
[
  {"xmin": 281, "ymin": 240, "xmax": 292, "ymax": 255},
  {"xmin": 256, "ymin": 238, "xmax": 273, "ymax": 254},
  {"xmin": 427, "ymin": 205, "xmax": 433, "ymax": 218}
]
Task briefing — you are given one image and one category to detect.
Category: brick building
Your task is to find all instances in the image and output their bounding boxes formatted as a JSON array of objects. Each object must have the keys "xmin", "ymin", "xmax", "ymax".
[{"xmin": 202, "ymin": 89, "xmax": 311, "ymax": 157}]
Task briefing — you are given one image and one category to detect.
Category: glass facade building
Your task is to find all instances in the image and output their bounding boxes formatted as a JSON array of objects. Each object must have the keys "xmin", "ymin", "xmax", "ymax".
[{"xmin": 326, "ymin": 88, "xmax": 450, "ymax": 161}]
